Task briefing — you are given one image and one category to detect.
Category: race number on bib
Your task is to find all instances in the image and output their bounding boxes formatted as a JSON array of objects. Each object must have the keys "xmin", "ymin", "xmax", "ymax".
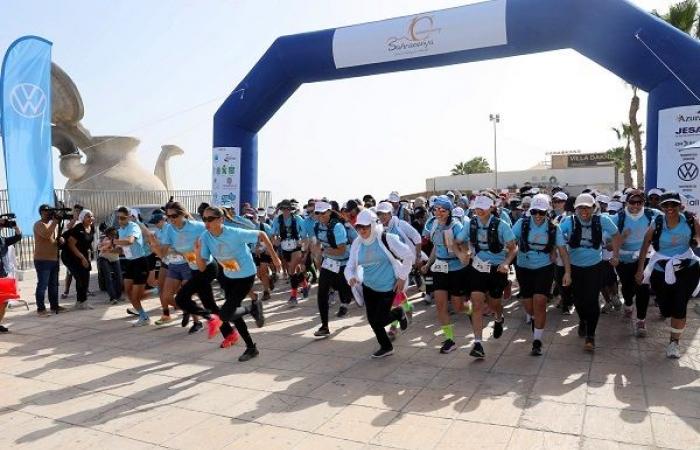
[
  {"xmin": 431, "ymin": 260, "xmax": 449, "ymax": 274},
  {"xmin": 281, "ymin": 239, "xmax": 298, "ymax": 252},
  {"xmin": 219, "ymin": 259, "xmax": 241, "ymax": 272},
  {"xmin": 322, "ymin": 258, "xmax": 341, "ymax": 273},
  {"xmin": 472, "ymin": 256, "xmax": 491, "ymax": 273}
]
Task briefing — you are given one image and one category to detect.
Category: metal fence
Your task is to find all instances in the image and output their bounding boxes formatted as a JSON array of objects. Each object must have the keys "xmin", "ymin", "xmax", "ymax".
[{"xmin": 0, "ymin": 189, "xmax": 272, "ymax": 270}]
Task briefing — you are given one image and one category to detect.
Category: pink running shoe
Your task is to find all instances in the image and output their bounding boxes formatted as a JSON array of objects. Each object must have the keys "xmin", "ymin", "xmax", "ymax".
[
  {"xmin": 207, "ymin": 314, "xmax": 223, "ymax": 339},
  {"xmin": 220, "ymin": 330, "xmax": 240, "ymax": 348}
]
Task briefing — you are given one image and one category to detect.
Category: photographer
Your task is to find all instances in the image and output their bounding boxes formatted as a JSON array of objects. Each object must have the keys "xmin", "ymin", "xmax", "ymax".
[
  {"xmin": 61, "ymin": 204, "xmax": 83, "ymax": 300},
  {"xmin": 61, "ymin": 209, "xmax": 95, "ymax": 310},
  {"xmin": 34, "ymin": 204, "xmax": 67, "ymax": 315},
  {"xmin": 0, "ymin": 216, "xmax": 22, "ymax": 332}
]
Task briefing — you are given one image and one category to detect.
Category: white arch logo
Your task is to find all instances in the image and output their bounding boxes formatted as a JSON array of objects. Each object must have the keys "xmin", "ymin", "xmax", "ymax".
[{"xmin": 10, "ymin": 83, "xmax": 47, "ymax": 118}]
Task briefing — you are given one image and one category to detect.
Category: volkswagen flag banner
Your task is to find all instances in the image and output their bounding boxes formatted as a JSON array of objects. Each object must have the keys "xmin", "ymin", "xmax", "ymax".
[
  {"xmin": 1, "ymin": 36, "xmax": 54, "ymax": 235},
  {"xmin": 658, "ymin": 105, "xmax": 700, "ymax": 214}
]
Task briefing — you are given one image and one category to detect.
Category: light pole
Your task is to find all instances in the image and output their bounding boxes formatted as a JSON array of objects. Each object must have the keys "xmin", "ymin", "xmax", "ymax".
[{"xmin": 489, "ymin": 113, "xmax": 500, "ymax": 190}]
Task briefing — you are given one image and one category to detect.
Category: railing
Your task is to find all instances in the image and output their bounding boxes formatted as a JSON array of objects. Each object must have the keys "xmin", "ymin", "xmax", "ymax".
[{"xmin": 0, "ymin": 189, "xmax": 272, "ymax": 270}]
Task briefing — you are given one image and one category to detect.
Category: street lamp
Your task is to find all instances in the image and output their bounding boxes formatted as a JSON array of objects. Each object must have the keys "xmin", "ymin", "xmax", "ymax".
[{"xmin": 489, "ymin": 113, "xmax": 500, "ymax": 190}]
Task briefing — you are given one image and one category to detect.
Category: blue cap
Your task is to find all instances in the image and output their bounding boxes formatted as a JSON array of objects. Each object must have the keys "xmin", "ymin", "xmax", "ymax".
[{"xmin": 433, "ymin": 195, "xmax": 453, "ymax": 211}]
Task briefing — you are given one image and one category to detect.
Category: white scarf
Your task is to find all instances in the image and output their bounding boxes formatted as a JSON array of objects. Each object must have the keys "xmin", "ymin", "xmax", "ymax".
[
  {"xmin": 360, "ymin": 221, "xmax": 382, "ymax": 246},
  {"xmin": 625, "ymin": 207, "xmax": 644, "ymax": 221}
]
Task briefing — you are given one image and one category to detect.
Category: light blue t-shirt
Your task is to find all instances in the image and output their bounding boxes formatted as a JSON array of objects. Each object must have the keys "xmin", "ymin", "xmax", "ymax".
[
  {"xmin": 161, "ymin": 220, "xmax": 207, "ymax": 269},
  {"xmin": 271, "ymin": 215, "xmax": 306, "ymax": 240},
  {"xmin": 559, "ymin": 214, "xmax": 619, "ymax": 267},
  {"xmin": 199, "ymin": 225, "xmax": 260, "ymax": 279},
  {"xmin": 428, "ymin": 219, "xmax": 465, "ymax": 272},
  {"xmin": 653, "ymin": 215, "xmax": 697, "ymax": 271},
  {"xmin": 457, "ymin": 215, "xmax": 515, "ymax": 265},
  {"xmin": 613, "ymin": 209, "xmax": 660, "ymax": 263},
  {"xmin": 316, "ymin": 221, "xmax": 350, "ymax": 261},
  {"xmin": 303, "ymin": 216, "xmax": 316, "ymax": 238},
  {"xmin": 512, "ymin": 217, "xmax": 565, "ymax": 269},
  {"xmin": 499, "ymin": 208, "xmax": 513, "ymax": 226},
  {"xmin": 358, "ymin": 239, "xmax": 396, "ymax": 292},
  {"xmin": 118, "ymin": 221, "xmax": 146, "ymax": 260}
]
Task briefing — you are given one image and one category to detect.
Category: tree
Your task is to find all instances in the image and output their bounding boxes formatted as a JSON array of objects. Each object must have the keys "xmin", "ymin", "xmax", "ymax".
[
  {"xmin": 653, "ymin": 0, "xmax": 699, "ymax": 36},
  {"xmin": 628, "ymin": 86, "xmax": 645, "ymax": 188},
  {"xmin": 612, "ymin": 124, "xmax": 634, "ymax": 187},
  {"xmin": 450, "ymin": 157, "xmax": 491, "ymax": 175}
]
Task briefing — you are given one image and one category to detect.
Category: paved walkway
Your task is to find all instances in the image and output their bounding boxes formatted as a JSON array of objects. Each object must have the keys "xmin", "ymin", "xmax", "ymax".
[{"xmin": 1, "ymin": 273, "xmax": 699, "ymax": 449}]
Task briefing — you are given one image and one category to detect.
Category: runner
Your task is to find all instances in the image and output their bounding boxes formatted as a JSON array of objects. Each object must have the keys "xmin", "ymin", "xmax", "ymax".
[
  {"xmin": 113, "ymin": 207, "xmax": 150, "ymax": 326},
  {"xmin": 61, "ymin": 209, "xmax": 95, "ymax": 310},
  {"xmin": 636, "ymin": 191, "xmax": 700, "ymax": 358},
  {"xmin": 559, "ymin": 193, "xmax": 621, "ymax": 351},
  {"xmin": 512, "ymin": 194, "xmax": 572, "ymax": 356},
  {"xmin": 345, "ymin": 209, "xmax": 413, "ymax": 358},
  {"xmin": 456, "ymin": 194, "xmax": 517, "ymax": 358},
  {"xmin": 271, "ymin": 199, "xmax": 309, "ymax": 307},
  {"xmin": 253, "ymin": 209, "xmax": 275, "ymax": 300}
]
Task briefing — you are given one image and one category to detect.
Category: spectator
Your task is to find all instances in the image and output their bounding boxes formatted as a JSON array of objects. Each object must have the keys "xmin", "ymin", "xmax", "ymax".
[
  {"xmin": 33, "ymin": 205, "xmax": 66, "ymax": 315},
  {"xmin": 97, "ymin": 226, "xmax": 123, "ymax": 305},
  {"xmin": 0, "ymin": 217, "xmax": 22, "ymax": 332}
]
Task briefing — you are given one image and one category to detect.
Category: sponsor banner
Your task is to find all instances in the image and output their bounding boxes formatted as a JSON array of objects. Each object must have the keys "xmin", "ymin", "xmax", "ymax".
[
  {"xmin": 332, "ymin": 0, "xmax": 507, "ymax": 69},
  {"xmin": 567, "ymin": 152, "xmax": 614, "ymax": 168},
  {"xmin": 212, "ymin": 147, "xmax": 241, "ymax": 212},
  {"xmin": 657, "ymin": 105, "xmax": 700, "ymax": 214},
  {"xmin": 0, "ymin": 36, "xmax": 53, "ymax": 235}
]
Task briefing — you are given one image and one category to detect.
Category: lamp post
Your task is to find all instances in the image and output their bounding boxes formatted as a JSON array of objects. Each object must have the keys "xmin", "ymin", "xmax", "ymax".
[{"xmin": 489, "ymin": 113, "xmax": 500, "ymax": 190}]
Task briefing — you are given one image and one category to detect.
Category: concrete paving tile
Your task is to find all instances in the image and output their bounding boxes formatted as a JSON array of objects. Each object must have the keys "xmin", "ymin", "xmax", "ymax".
[
  {"xmin": 115, "ymin": 406, "xmax": 214, "ymax": 445},
  {"xmin": 589, "ymin": 362, "xmax": 643, "ymax": 385},
  {"xmin": 220, "ymin": 424, "xmax": 308, "ymax": 449},
  {"xmin": 293, "ymin": 435, "xmax": 366, "ymax": 450},
  {"xmin": 506, "ymin": 428, "xmax": 580, "ymax": 449},
  {"xmin": 477, "ymin": 373, "xmax": 536, "ymax": 397},
  {"xmin": 308, "ymin": 377, "xmax": 373, "ymax": 405},
  {"xmin": 540, "ymin": 343, "xmax": 594, "ymax": 362},
  {"xmin": 582, "ymin": 406, "xmax": 653, "ymax": 446},
  {"xmin": 402, "ymin": 387, "xmax": 471, "ymax": 419},
  {"xmin": 459, "ymin": 393, "xmax": 527, "ymax": 427},
  {"xmin": 316, "ymin": 405, "xmax": 399, "ymax": 443},
  {"xmin": 538, "ymin": 358, "xmax": 590, "ymax": 381},
  {"xmin": 492, "ymin": 356, "xmax": 544, "ymax": 377},
  {"xmin": 386, "ymin": 361, "xmax": 441, "ymax": 387},
  {"xmin": 426, "ymin": 367, "xmax": 487, "ymax": 392},
  {"xmin": 586, "ymin": 382, "xmax": 647, "ymax": 411},
  {"xmin": 438, "ymin": 421, "xmax": 514, "ymax": 449},
  {"xmin": 580, "ymin": 437, "xmax": 654, "ymax": 450},
  {"xmin": 528, "ymin": 376, "xmax": 588, "ymax": 404},
  {"xmin": 352, "ymin": 380, "xmax": 422, "ymax": 411},
  {"xmin": 645, "ymin": 386, "xmax": 700, "ymax": 419},
  {"xmin": 650, "ymin": 412, "xmax": 700, "ymax": 450},
  {"xmin": 520, "ymin": 399, "xmax": 585, "ymax": 435},
  {"xmin": 255, "ymin": 396, "xmax": 345, "ymax": 432},
  {"xmin": 370, "ymin": 413, "xmax": 452, "ymax": 450}
]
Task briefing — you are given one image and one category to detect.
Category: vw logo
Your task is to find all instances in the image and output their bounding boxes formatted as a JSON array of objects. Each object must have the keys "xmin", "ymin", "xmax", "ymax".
[
  {"xmin": 9, "ymin": 83, "xmax": 47, "ymax": 118},
  {"xmin": 678, "ymin": 162, "xmax": 699, "ymax": 181}
]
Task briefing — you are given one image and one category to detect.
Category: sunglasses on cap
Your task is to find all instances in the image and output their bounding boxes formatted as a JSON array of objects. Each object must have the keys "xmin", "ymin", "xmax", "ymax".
[{"xmin": 202, "ymin": 215, "xmax": 221, "ymax": 222}]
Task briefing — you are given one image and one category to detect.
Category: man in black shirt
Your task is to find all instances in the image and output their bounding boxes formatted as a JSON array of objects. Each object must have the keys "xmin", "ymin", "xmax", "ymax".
[{"xmin": 0, "ymin": 218, "xmax": 22, "ymax": 333}]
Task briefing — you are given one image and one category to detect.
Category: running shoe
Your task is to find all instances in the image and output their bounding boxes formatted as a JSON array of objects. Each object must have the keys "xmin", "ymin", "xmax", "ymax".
[
  {"xmin": 238, "ymin": 345, "xmax": 259, "ymax": 362},
  {"xmin": 469, "ymin": 342, "xmax": 485, "ymax": 358},
  {"xmin": 302, "ymin": 285, "xmax": 310, "ymax": 299},
  {"xmin": 493, "ymin": 318, "xmax": 504, "ymax": 339},
  {"xmin": 181, "ymin": 312, "xmax": 190, "ymax": 327},
  {"xmin": 220, "ymin": 330, "xmax": 240, "ymax": 348},
  {"xmin": 251, "ymin": 300, "xmax": 265, "ymax": 328},
  {"xmin": 612, "ymin": 296, "xmax": 623, "ymax": 311},
  {"xmin": 52, "ymin": 306, "xmax": 68, "ymax": 314},
  {"xmin": 584, "ymin": 338, "xmax": 595, "ymax": 352},
  {"xmin": 207, "ymin": 314, "xmax": 223, "ymax": 339},
  {"xmin": 73, "ymin": 302, "xmax": 94, "ymax": 310},
  {"xmin": 132, "ymin": 317, "xmax": 150, "ymax": 327},
  {"xmin": 87, "ymin": 290, "xmax": 96, "ymax": 297},
  {"xmin": 634, "ymin": 320, "xmax": 647, "ymax": 338},
  {"xmin": 189, "ymin": 320, "xmax": 204, "ymax": 335},
  {"xmin": 314, "ymin": 326, "xmax": 330, "ymax": 338},
  {"xmin": 336, "ymin": 305, "xmax": 348, "ymax": 318},
  {"xmin": 0, "ymin": 325, "xmax": 9, "ymax": 333},
  {"xmin": 61, "ymin": 293, "xmax": 68, "ymax": 299},
  {"xmin": 37, "ymin": 309, "xmax": 49, "ymax": 317},
  {"xmin": 371, "ymin": 348, "xmax": 394, "ymax": 359},
  {"xmin": 623, "ymin": 307, "xmax": 633, "ymax": 319},
  {"xmin": 155, "ymin": 315, "xmax": 174, "ymax": 326},
  {"xmin": 666, "ymin": 341, "xmax": 681, "ymax": 359},
  {"xmin": 440, "ymin": 339, "xmax": 457, "ymax": 354},
  {"xmin": 399, "ymin": 309, "xmax": 408, "ymax": 331},
  {"xmin": 601, "ymin": 302, "xmax": 614, "ymax": 314},
  {"xmin": 388, "ymin": 326, "xmax": 398, "ymax": 341},
  {"xmin": 288, "ymin": 296, "xmax": 298, "ymax": 307},
  {"xmin": 126, "ymin": 307, "xmax": 139, "ymax": 316},
  {"xmin": 531, "ymin": 339, "xmax": 543, "ymax": 356}
]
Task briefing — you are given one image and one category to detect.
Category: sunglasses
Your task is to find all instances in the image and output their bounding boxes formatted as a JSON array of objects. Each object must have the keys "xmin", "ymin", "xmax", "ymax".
[
  {"xmin": 166, "ymin": 213, "xmax": 181, "ymax": 219},
  {"xmin": 202, "ymin": 216, "xmax": 221, "ymax": 222},
  {"xmin": 354, "ymin": 224, "xmax": 371, "ymax": 231},
  {"xmin": 661, "ymin": 202, "xmax": 680, "ymax": 209},
  {"xmin": 627, "ymin": 200, "xmax": 643, "ymax": 206},
  {"xmin": 434, "ymin": 207, "xmax": 449, "ymax": 213},
  {"xmin": 531, "ymin": 210, "xmax": 547, "ymax": 216},
  {"xmin": 314, "ymin": 211, "xmax": 327, "ymax": 215}
]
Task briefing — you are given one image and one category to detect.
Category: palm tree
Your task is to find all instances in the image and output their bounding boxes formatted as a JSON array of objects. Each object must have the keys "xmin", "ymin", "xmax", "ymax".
[
  {"xmin": 653, "ymin": 0, "xmax": 699, "ymax": 36},
  {"xmin": 612, "ymin": 124, "xmax": 634, "ymax": 187},
  {"xmin": 450, "ymin": 157, "xmax": 491, "ymax": 175},
  {"xmin": 628, "ymin": 86, "xmax": 645, "ymax": 188}
]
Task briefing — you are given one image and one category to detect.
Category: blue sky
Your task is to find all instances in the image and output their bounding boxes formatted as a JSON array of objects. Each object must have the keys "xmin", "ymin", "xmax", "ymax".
[{"xmin": 0, "ymin": 0, "xmax": 680, "ymax": 203}]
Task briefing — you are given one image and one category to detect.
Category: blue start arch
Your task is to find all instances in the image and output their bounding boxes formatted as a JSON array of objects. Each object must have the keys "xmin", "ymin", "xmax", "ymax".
[{"xmin": 214, "ymin": 0, "xmax": 700, "ymax": 208}]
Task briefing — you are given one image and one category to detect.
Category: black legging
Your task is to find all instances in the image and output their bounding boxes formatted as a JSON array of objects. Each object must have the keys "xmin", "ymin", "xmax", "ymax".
[
  {"xmin": 616, "ymin": 261, "xmax": 650, "ymax": 320},
  {"xmin": 554, "ymin": 265, "xmax": 573, "ymax": 308},
  {"xmin": 571, "ymin": 263, "xmax": 602, "ymax": 339},
  {"xmin": 363, "ymin": 285, "xmax": 403, "ymax": 351},
  {"xmin": 651, "ymin": 263, "xmax": 700, "ymax": 320},
  {"xmin": 175, "ymin": 263, "xmax": 234, "ymax": 339},
  {"xmin": 317, "ymin": 266, "xmax": 352, "ymax": 328},
  {"xmin": 63, "ymin": 256, "xmax": 90, "ymax": 303},
  {"xmin": 218, "ymin": 275, "xmax": 256, "ymax": 348}
]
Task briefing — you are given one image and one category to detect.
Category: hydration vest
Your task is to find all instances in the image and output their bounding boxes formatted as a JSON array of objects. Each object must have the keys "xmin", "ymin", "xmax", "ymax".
[
  {"xmin": 278, "ymin": 215, "xmax": 300, "ymax": 241},
  {"xmin": 314, "ymin": 215, "xmax": 346, "ymax": 249},
  {"xmin": 651, "ymin": 212, "xmax": 697, "ymax": 251},
  {"xmin": 568, "ymin": 215, "xmax": 602, "ymax": 249},
  {"xmin": 469, "ymin": 216, "xmax": 504, "ymax": 254},
  {"xmin": 616, "ymin": 208, "xmax": 654, "ymax": 233},
  {"xmin": 520, "ymin": 217, "xmax": 557, "ymax": 254}
]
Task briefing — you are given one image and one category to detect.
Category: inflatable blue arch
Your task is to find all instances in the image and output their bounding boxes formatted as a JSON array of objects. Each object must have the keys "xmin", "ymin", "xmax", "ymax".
[{"xmin": 214, "ymin": 0, "xmax": 700, "ymax": 208}]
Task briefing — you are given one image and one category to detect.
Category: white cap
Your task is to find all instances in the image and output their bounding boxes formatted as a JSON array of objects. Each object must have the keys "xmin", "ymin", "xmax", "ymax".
[
  {"xmin": 376, "ymin": 201, "xmax": 393, "ymax": 214},
  {"xmin": 129, "ymin": 208, "xmax": 140, "ymax": 219},
  {"xmin": 553, "ymin": 192, "xmax": 568, "ymax": 201},
  {"xmin": 648, "ymin": 188, "xmax": 663, "ymax": 197},
  {"xmin": 428, "ymin": 195, "xmax": 437, "ymax": 206},
  {"xmin": 474, "ymin": 195, "xmax": 494, "ymax": 210},
  {"xmin": 314, "ymin": 201, "xmax": 331, "ymax": 213},
  {"xmin": 446, "ymin": 191, "xmax": 455, "ymax": 197},
  {"xmin": 355, "ymin": 209, "xmax": 377, "ymax": 226},
  {"xmin": 529, "ymin": 194, "xmax": 550, "ymax": 212},
  {"xmin": 266, "ymin": 206, "xmax": 275, "ymax": 214},
  {"xmin": 521, "ymin": 196, "xmax": 532, "ymax": 205},
  {"xmin": 607, "ymin": 201, "xmax": 623, "ymax": 212},
  {"xmin": 257, "ymin": 208, "xmax": 266, "ymax": 217},
  {"xmin": 530, "ymin": 187, "xmax": 540, "ymax": 195},
  {"xmin": 597, "ymin": 195, "xmax": 610, "ymax": 205},
  {"xmin": 574, "ymin": 193, "xmax": 596, "ymax": 208},
  {"xmin": 612, "ymin": 191, "xmax": 622, "ymax": 199},
  {"xmin": 452, "ymin": 207, "xmax": 465, "ymax": 218},
  {"xmin": 388, "ymin": 191, "xmax": 401, "ymax": 203}
]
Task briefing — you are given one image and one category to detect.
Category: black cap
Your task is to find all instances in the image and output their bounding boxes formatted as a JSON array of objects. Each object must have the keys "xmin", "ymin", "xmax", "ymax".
[
  {"xmin": 38, "ymin": 204, "xmax": 51, "ymax": 212},
  {"xmin": 345, "ymin": 199, "xmax": 359, "ymax": 211},
  {"xmin": 148, "ymin": 213, "xmax": 165, "ymax": 224},
  {"xmin": 659, "ymin": 191, "xmax": 682, "ymax": 205}
]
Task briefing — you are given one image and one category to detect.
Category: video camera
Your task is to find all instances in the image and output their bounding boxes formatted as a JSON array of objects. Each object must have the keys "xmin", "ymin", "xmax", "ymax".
[
  {"xmin": 47, "ymin": 207, "xmax": 73, "ymax": 221},
  {"xmin": 0, "ymin": 213, "xmax": 17, "ymax": 228}
]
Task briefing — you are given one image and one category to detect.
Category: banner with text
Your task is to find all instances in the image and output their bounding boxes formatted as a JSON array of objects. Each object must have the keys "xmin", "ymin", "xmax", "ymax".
[
  {"xmin": 332, "ymin": 0, "xmax": 507, "ymax": 69},
  {"xmin": 657, "ymin": 105, "xmax": 700, "ymax": 214},
  {"xmin": 212, "ymin": 147, "xmax": 241, "ymax": 212}
]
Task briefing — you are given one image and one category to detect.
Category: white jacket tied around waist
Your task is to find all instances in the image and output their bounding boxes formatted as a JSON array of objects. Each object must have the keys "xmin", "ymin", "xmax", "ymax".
[
  {"xmin": 345, "ymin": 232, "xmax": 415, "ymax": 286},
  {"xmin": 642, "ymin": 247, "xmax": 700, "ymax": 296}
]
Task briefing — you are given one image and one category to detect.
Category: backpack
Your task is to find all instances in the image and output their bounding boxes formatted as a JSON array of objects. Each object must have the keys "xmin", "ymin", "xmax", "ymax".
[
  {"xmin": 278, "ymin": 214, "xmax": 299, "ymax": 241},
  {"xmin": 651, "ymin": 212, "xmax": 697, "ymax": 251},
  {"xmin": 520, "ymin": 217, "xmax": 557, "ymax": 253},
  {"xmin": 617, "ymin": 208, "xmax": 654, "ymax": 233},
  {"xmin": 568, "ymin": 215, "xmax": 602, "ymax": 249},
  {"xmin": 469, "ymin": 216, "xmax": 504, "ymax": 254},
  {"xmin": 380, "ymin": 232, "xmax": 402, "ymax": 262},
  {"xmin": 314, "ymin": 214, "xmax": 345, "ymax": 248}
]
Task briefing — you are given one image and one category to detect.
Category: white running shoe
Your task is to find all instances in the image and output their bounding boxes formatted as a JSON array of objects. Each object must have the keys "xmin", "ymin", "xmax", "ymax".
[
  {"xmin": 132, "ymin": 317, "xmax": 150, "ymax": 327},
  {"xmin": 74, "ymin": 302, "xmax": 94, "ymax": 310},
  {"xmin": 666, "ymin": 341, "xmax": 681, "ymax": 359}
]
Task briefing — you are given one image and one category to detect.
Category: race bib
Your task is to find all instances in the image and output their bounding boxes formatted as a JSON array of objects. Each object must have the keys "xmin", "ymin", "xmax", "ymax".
[
  {"xmin": 472, "ymin": 256, "xmax": 491, "ymax": 273},
  {"xmin": 166, "ymin": 254, "xmax": 185, "ymax": 264},
  {"xmin": 431, "ymin": 260, "xmax": 449, "ymax": 274},
  {"xmin": 219, "ymin": 259, "xmax": 241, "ymax": 272},
  {"xmin": 281, "ymin": 239, "xmax": 298, "ymax": 252},
  {"xmin": 122, "ymin": 245, "xmax": 133, "ymax": 259},
  {"xmin": 322, "ymin": 258, "xmax": 341, "ymax": 273},
  {"xmin": 182, "ymin": 251, "xmax": 197, "ymax": 264}
]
